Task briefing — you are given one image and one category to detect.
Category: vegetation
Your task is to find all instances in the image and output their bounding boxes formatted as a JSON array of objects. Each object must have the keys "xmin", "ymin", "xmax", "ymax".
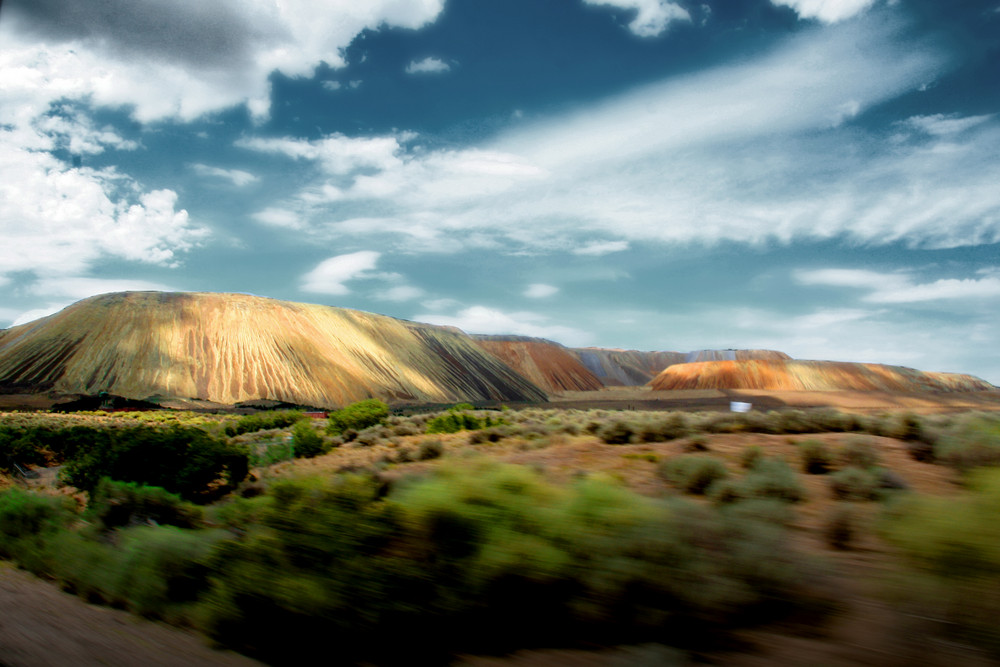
[{"xmin": 325, "ymin": 399, "xmax": 389, "ymax": 436}]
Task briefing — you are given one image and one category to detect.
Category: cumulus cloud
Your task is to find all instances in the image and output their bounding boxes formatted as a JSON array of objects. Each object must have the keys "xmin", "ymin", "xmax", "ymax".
[
  {"xmin": 191, "ymin": 163, "xmax": 259, "ymax": 187},
  {"xmin": 376, "ymin": 285, "xmax": 426, "ymax": 301},
  {"xmin": 770, "ymin": 0, "xmax": 877, "ymax": 23},
  {"xmin": 795, "ymin": 268, "xmax": 1000, "ymax": 303},
  {"xmin": 524, "ymin": 283, "xmax": 559, "ymax": 298},
  {"xmin": 252, "ymin": 208, "xmax": 304, "ymax": 229},
  {"xmin": 0, "ymin": 0, "xmax": 447, "ymax": 122},
  {"xmin": 583, "ymin": 0, "xmax": 691, "ymax": 37},
  {"xmin": 405, "ymin": 57, "xmax": 451, "ymax": 74},
  {"xmin": 416, "ymin": 306, "xmax": 593, "ymax": 346},
  {"xmin": 5, "ymin": 276, "xmax": 176, "ymax": 326}
]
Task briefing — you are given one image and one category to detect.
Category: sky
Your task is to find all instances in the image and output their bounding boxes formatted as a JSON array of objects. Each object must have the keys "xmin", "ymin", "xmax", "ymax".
[{"xmin": 1, "ymin": 0, "xmax": 999, "ymax": 384}]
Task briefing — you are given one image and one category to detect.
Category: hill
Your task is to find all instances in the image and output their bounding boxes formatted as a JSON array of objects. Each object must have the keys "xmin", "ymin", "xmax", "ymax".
[
  {"xmin": 649, "ymin": 359, "xmax": 994, "ymax": 393},
  {"xmin": 472, "ymin": 335, "xmax": 604, "ymax": 392},
  {"xmin": 570, "ymin": 348, "xmax": 688, "ymax": 386},
  {"xmin": 0, "ymin": 292, "xmax": 547, "ymax": 407}
]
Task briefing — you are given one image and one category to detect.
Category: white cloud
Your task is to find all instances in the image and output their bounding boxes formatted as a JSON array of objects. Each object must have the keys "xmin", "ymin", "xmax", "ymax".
[
  {"xmin": 417, "ymin": 306, "xmax": 593, "ymax": 347},
  {"xmin": 0, "ymin": 0, "xmax": 447, "ymax": 123},
  {"xmin": 584, "ymin": 0, "xmax": 691, "ymax": 37},
  {"xmin": 770, "ymin": 0, "xmax": 876, "ymax": 23},
  {"xmin": 253, "ymin": 208, "xmax": 304, "ymax": 229},
  {"xmin": 252, "ymin": 19, "xmax": 999, "ymax": 254},
  {"xmin": 300, "ymin": 251, "xmax": 381, "ymax": 295},
  {"xmin": 0, "ymin": 133, "xmax": 206, "ymax": 282},
  {"xmin": 322, "ymin": 80, "xmax": 341, "ymax": 91},
  {"xmin": 573, "ymin": 240, "xmax": 629, "ymax": 256},
  {"xmin": 903, "ymin": 114, "xmax": 993, "ymax": 136},
  {"xmin": 795, "ymin": 268, "xmax": 1000, "ymax": 303},
  {"xmin": 376, "ymin": 285, "xmax": 425, "ymax": 301},
  {"xmin": 524, "ymin": 283, "xmax": 559, "ymax": 298},
  {"xmin": 191, "ymin": 163, "xmax": 259, "ymax": 187},
  {"xmin": 29, "ymin": 277, "xmax": 174, "ymax": 301},
  {"xmin": 405, "ymin": 57, "xmax": 451, "ymax": 74},
  {"xmin": 11, "ymin": 307, "xmax": 64, "ymax": 327}
]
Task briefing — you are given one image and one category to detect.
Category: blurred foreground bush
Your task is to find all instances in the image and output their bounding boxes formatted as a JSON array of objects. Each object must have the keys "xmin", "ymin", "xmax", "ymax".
[
  {"xmin": 325, "ymin": 399, "xmax": 389, "ymax": 436},
  {"xmin": 882, "ymin": 469, "xmax": 1000, "ymax": 657}
]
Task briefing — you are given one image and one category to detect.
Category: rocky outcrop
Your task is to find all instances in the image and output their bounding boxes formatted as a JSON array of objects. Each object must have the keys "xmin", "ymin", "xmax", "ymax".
[{"xmin": 472, "ymin": 335, "xmax": 604, "ymax": 392}]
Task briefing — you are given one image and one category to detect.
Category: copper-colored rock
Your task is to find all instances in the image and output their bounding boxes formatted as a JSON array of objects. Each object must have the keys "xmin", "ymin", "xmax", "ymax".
[
  {"xmin": 472, "ymin": 336, "xmax": 604, "ymax": 392},
  {"xmin": 649, "ymin": 359, "xmax": 993, "ymax": 393},
  {"xmin": 0, "ymin": 292, "xmax": 547, "ymax": 407}
]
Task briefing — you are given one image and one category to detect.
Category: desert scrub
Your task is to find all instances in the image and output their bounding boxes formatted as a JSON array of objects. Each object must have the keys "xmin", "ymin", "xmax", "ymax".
[
  {"xmin": 827, "ymin": 467, "xmax": 881, "ymax": 501},
  {"xmin": 660, "ymin": 455, "xmax": 728, "ymax": 495},
  {"xmin": 823, "ymin": 503, "xmax": 857, "ymax": 550},
  {"xmin": 882, "ymin": 468, "xmax": 1000, "ymax": 657},
  {"xmin": 291, "ymin": 420, "xmax": 327, "ymax": 458},
  {"xmin": 325, "ymin": 399, "xmax": 390, "ymax": 436},
  {"xmin": 740, "ymin": 445, "xmax": 764, "ymax": 470},
  {"xmin": 839, "ymin": 435, "xmax": 881, "ymax": 470},
  {"xmin": 711, "ymin": 458, "xmax": 805, "ymax": 505},
  {"xmin": 223, "ymin": 410, "xmax": 305, "ymax": 437},
  {"xmin": 798, "ymin": 439, "xmax": 833, "ymax": 474},
  {"xmin": 417, "ymin": 438, "xmax": 444, "ymax": 461},
  {"xmin": 934, "ymin": 414, "xmax": 1000, "ymax": 472},
  {"xmin": 597, "ymin": 420, "xmax": 633, "ymax": 445}
]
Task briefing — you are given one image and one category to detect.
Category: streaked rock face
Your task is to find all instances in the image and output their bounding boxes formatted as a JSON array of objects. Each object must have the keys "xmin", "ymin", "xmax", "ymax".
[
  {"xmin": 570, "ymin": 348, "xmax": 688, "ymax": 386},
  {"xmin": 650, "ymin": 359, "xmax": 994, "ymax": 392},
  {"xmin": 0, "ymin": 292, "xmax": 548, "ymax": 407},
  {"xmin": 684, "ymin": 349, "xmax": 792, "ymax": 363},
  {"xmin": 472, "ymin": 336, "xmax": 604, "ymax": 392}
]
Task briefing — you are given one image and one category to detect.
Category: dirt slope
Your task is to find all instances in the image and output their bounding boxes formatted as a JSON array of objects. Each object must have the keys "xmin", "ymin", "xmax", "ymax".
[
  {"xmin": 0, "ymin": 292, "xmax": 547, "ymax": 407},
  {"xmin": 570, "ymin": 348, "xmax": 687, "ymax": 386},
  {"xmin": 684, "ymin": 349, "xmax": 792, "ymax": 362},
  {"xmin": 473, "ymin": 336, "xmax": 604, "ymax": 392},
  {"xmin": 650, "ymin": 359, "xmax": 994, "ymax": 392}
]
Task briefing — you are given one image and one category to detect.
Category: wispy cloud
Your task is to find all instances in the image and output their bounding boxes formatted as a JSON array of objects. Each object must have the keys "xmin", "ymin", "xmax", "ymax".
[
  {"xmin": 192, "ymin": 163, "xmax": 259, "ymax": 187},
  {"xmin": 301, "ymin": 251, "xmax": 381, "ymax": 295},
  {"xmin": 405, "ymin": 57, "xmax": 451, "ymax": 74},
  {"xmin": 795, "ymin": 267, "xmax": 1000, "ymax": 303},
  {"xmin": 770, "ymin": 0, "xmax": 876, "ymax": 23},
  {"xmin": 524, "ymin": 283, "xmax": 559, "ymax": 298},
  {"xmin": 417, "ymin": 305, "xmax": 593, "ymax": 346}
]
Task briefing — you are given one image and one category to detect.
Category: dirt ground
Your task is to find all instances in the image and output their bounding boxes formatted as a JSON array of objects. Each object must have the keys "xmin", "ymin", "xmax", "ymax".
[{"xmin": 0, "ymin": 563, "xmax": 261, "ymax": 667}]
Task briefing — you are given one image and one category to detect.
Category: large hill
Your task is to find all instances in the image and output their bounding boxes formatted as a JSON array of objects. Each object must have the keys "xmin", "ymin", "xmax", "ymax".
[
  {"xmin": 0, "ymin": 292, "xmax": 547, "ymax": 407},
  {"xmin": 649, "ymin": 359, "xmax": 993, "ymax": 393},
  {"xmin": 570, "ymin": 348, "xmax": 688, "ymax": 386}
]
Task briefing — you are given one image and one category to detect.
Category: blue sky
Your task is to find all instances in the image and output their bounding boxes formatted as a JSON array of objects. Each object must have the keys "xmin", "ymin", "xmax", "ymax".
[{"xmin": 1, "ymin": 0, "xmax": 999, "ymax": 383}]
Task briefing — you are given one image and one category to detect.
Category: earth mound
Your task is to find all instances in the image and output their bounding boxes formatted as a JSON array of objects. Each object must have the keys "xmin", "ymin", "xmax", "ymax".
[
  {"xmin": 649, "ymin": 359, "xmax": 994, "ymax": 393},
  {"xmin": 570, "ymin": 348, "xmax": 687, "ymax": 386},
  {"xmin": 0, "ymin": 292, "xmax": 547, "ymax": 407},
  {"xmin": 472, "ymin": 335, "xmax": 604, "ymax": 392}
]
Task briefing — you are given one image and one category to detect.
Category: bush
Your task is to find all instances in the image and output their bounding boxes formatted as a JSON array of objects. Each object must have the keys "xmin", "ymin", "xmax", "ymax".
[
  {"xmin": 660, "ymin": 455, "xmax": 728, "ymax": 495},
  {"xmin": 839, "ymin": 436, "xmax": 880, "ymax": 470},
  {"xmin": 292, "ymin": 420, "xmax": 327, "ymax": 459},
  {"xmin": 798, "ymin": 439, "xmax": 833, "ymax": 474},
  {"xmin": 935, "ymin": 415, "xmax": 1000, "ymax": 472},
  {"xmin": 59, "ymin": 425, "xmax": 249, "ymax": 503},
  {"xmin": 87, "ymin": 479, "xmax": 203, "ymax": 531},
  {"xmin": 0, "ymin": 488, "xmax": 73, "ymax": 559},
  {"xmin": 712, "ymin": 458, "xmax": 805, "ymax": 505},
  {"xmin": 417, "ymin": 439, "xmax": 444, "ymax": 461},
  {"xmin": 828, "ymin": 467, "xmax": 880, "ymax": 501},
  {"xmin": 882, "ymin": 469, "xmax": 1000, "ymax": 656},
  {"xmin": 740, "ymin": 445, "xmax": 764, "ymax": 470},
  {"xmin": 224, "ymin": 410, "xmax": 305, "ymax": 437},
  {"xmin": 597, "ymin": 420, "xmax": 633, "ymax": 445},
  {"xmin": 326, "ymin": 399, "xmax": 390, "ymax": 436},
  {"xmin": 824, "ymin": 504, "xmax": 856, "ymax": 550},
  {"xmin": 425, "ymin": 408, "xmax": 502, "ymax": 435}
]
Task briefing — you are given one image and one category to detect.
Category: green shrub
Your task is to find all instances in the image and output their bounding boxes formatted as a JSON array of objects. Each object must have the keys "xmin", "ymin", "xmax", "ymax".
[
  {"xmin": 660, "ymin": 455, "xmax": 728, "ymax": 495},
  {"xmin": 0, "ymin": 488, "xmax": 73, "ymax": 558},
  {"xmin": 828, "ymin": 467, "xmax": 880, "ymax": 501},
  {"xmin": 417, "ymin": 439, "xmax": 444, "ymax": 461},
  {"xmin": 839, "ymin": 436, "xmax": 880, "ymax": 470},
  {"xmin": 326, "ymin": 399, "xmax": 390, "ymax": 436},
  {"xmin": 425, "ymin": 408, "xmax": 502, "ymax": 435},
  {"xmin": 87, "ymin": 479, "xmax": 203, "ymax": 531},
  {"xmin": 224, "ymin": 410, "xmax": 305, "ymax": 437},
  {"xmin": 59, "ymin": 425, "xmax": 249, "ymax": 503},
  {"xmin": 882, "ymin": 469, "xmax": 1000, "ymax": 656},
  {"xmin": 740, "ymin": 445, "xmax": 764, "ymax": 470},
  {"xmin": 597, "ymin": 420, "xmax": 633, "ymax": 445},
  {"xmin": 935, "ymin": 415, "xmax": 1000, "ymax": 472},
  {"xmin": 798, "ymin": 439, "xmax": 833, "ymax": 474},
  {"xmin": 824, "ymin": 504, "xmax": 856, "ymax": 550},
  {"xmin": 292, "ymin": 420, "xmax": 327, "ymax": 459},
  {"xmin": 712, "ymin": 458, "xmax": 805, "ymax": 505}
]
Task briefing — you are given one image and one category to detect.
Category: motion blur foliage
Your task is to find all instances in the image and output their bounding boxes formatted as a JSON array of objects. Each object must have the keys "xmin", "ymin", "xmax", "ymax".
[
  {"xmin": 59, "ymin": 425, "xmax": 249, "ymax": 502},
  {"xmin": 710, "ymin": 458, "xmax": 805, "ymax": 505},
  {"xmin": 87, "ymin": 478, "xmax": 203, "ymax": 531},
  {"xmin": 934, "ymin": 414, "xmax": 1000, "ymax": 472},
  {"xmin": 660, "ymin": 455, "xmax": 727, "ymax": 494},
  {"xmin": 325, "ymin": 399, "xmax": 389, "ymax": 436},
  {"xmin": 198, "ymin": 462, "xmax": 822, "ymax": 663},
  {"xmin": 291, "ymin": 420, "xmax": 327, "ymax": 458},
  {"xmin": 0, "ymin": 488, "xmax": 73, "ymax": 568},
  {"xmin": 224, "ymin": 410, "xmax": 306, "ymax": 437},
  {"xmin": 883, "ymin": 469, "xmax": 1000, "ymax": 656}
]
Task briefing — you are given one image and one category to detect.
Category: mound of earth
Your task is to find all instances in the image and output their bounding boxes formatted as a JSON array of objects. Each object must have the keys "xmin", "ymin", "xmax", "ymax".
[
  {"xmin": 684, "ymin": 349, "xmax": 792, "ymax": 363},
  {"xmin": 649, "ymin": 359, "xmax": 994, "ymax": 393},
  {"xmin": 472, "ymin": 336, "xmax": 604, "ymax": 393},
  {"xmin": 0, "ymin": 292, "xmax": 547, "ymax": 408},
  {"xmin": 570, "ymin": 348, "xmax": 687, "ymax": 386}
]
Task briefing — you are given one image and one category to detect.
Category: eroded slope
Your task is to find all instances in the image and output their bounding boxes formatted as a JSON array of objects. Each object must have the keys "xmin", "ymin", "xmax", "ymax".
[{"xmin": 472, "ymin": 335, "xmax": 604, "ymax": 392}]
